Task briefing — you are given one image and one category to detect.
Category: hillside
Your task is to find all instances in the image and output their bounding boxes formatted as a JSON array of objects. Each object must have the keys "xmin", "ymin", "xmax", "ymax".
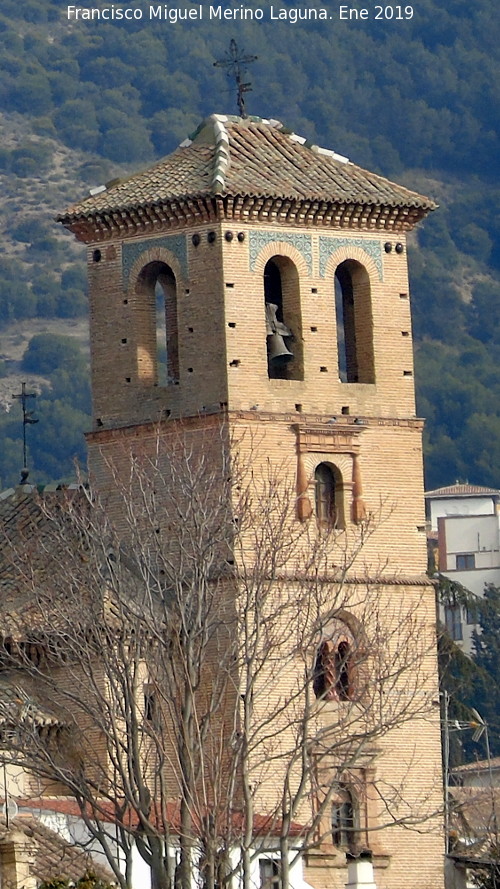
[{"xmin": 0, "ymin": 0, "xmax": 499, "ymax": 489}]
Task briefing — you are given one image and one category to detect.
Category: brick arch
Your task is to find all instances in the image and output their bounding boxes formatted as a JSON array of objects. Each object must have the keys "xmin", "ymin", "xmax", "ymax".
[
  {"xmin": 127, "ymin": 247, "xmax": 185, "ymax": 295},
  {"xmin": 302, "ymin": 452, "xmax": 352, "ymax": 481},
  {"xmin": 327, "ymin": 608, "xmax": 363, "ymax": 642},
  {"xmin": 252, "ymin": 241, "xmax": 310, "ymax": 279},
  {"xmin": 322, "ymin": 245, "xmax": 379, "ymax": 284}
]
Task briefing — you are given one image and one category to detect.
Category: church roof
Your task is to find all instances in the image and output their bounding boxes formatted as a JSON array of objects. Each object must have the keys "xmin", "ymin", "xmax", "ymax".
[
  {"xmin": 59, "ymin": 114, "xmax": 436, "ymax": 238},
  {"xmin": 0, "ymin": 676, "xmax": 60, "ymax": 727},
  {"xmin": 0, "ymin": 815, "xmax": 116, "ymax": 885}
]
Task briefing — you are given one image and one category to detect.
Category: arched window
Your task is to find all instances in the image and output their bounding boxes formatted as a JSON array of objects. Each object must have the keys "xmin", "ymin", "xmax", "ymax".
[
  {"xmin": 264, "ymin": 257, "xmax": 303, "ymax": 381},
  {"xmin": 332, "ymin": 785, "xmax": 357, "ymax": 850},
  {"xmin": 314, "ymin": 463, "xmax": 343, "ymax": 528},
  {"xmin": 313, "ymin": 637, "xmax": 353, "ymax": 701},
  {"xmin": 136, "ymin": 261, "xmax": 179, "ymax": 386},
  {"xmin": 334, "ymin": 260, "xmax": 374, "ymax": 384}
]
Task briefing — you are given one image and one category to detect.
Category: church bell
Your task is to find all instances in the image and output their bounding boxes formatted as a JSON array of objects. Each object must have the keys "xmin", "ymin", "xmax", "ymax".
[
  {"xmin": 267, "ymin": 333, "xmax": 294, "ymax": 365},
  {"xmin": 265, "ymin": 302, "xmax": 294, "ymax": 366}
]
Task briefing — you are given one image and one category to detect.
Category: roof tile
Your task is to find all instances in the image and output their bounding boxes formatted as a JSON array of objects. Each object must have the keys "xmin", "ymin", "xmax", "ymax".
[
  {"xmin": 425, "ymin": 484, "xmax": 500, "ymax": 498},
  {"xmin": 60, "ymin": 115, "xmax": 436, "ymax": 221}
]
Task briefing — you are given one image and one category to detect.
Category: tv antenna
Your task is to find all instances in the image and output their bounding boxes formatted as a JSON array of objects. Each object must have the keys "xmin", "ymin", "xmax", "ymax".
[
  {"xmin": 214, "ymin": 40, "xmax": 258, "ymax": 118},
  {"xmin": 12, "ymin": 382, "xmax": 38, "ymax": 480}
]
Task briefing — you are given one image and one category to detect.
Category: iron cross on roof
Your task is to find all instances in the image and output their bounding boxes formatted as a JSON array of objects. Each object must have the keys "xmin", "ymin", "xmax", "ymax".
[{"xmin": 214, "ymin": 40, "xmax": 258, "ymax": 118}]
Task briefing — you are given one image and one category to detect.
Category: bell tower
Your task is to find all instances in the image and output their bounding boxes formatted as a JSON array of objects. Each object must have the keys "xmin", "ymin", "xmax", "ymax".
[{"xmin": 59, "ymin": 114, "xmax": 444, "ymax": 889}]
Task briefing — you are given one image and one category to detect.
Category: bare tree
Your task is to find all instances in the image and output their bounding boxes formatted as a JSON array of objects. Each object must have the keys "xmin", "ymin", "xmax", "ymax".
[{"xmin": 0, "ymin": 425, "xmax": 440, "ymax": 889}]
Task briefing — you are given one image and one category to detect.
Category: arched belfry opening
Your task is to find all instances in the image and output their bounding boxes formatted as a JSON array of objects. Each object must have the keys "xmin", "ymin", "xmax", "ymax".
[
  {"xmin": 135, "ymin": 261, "xmax": 179, "ymax": 387},
  {"xmin": 264, "ymin": 257, "xmax": 303, "ymax": 381},
  {"xmin": 334, "ymin": 260, "xmax": 374, "ymax": 384}
]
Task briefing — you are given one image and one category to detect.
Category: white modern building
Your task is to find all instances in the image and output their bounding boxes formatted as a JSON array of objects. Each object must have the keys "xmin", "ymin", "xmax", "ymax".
[{"xmin": 425, "ymin": 483, "xmax": 500, "ymax": 650}]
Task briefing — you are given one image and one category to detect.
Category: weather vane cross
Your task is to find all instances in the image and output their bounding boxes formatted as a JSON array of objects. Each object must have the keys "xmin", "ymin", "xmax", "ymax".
[
  {"xmin": 12, "ymin": 382, "xmax": 39, "ymax": 480},
  {"xmin": 214, "ymin": 40, "xmax": 258, "ymax": 118}
]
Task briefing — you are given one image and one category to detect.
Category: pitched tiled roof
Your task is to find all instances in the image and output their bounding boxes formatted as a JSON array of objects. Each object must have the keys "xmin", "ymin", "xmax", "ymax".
[
  {"xmin": 60, "ymin": 114, "xmax": 436, "ymax": 222},
  {"xmin": 0, "ymin": 485, "xmax": 90, "ymax": 631},
  {"xmin": 0, "ymin": 815, "xmax": 116, "ymax": 884},
  {"xmin": 20, "ymin": 798, "xmax": 304, "ymax": 838},
  {"xmin": 450, "ymin": 787, "xmax": 500, "ymax": 845},
  {"xmin": 0, "ymin": 676, "xmax": 61, "ymax": 726},
  {"xmin": 452, "ymin": 757, "xmax": 500, "ymax": 774},
  {"xmin": 425, "ymin": 484, "xmax": 500, "ymax": 499}
]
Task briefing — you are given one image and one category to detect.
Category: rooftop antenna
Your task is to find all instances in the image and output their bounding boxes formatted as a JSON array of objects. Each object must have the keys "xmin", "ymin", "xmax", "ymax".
[
  {"xmin": 214, "ymin": 39, "xmax": 258, "ymax": 118},
  {"xmin": 12, "ymin": 382, "xmax": 38, "ymax": 482}
]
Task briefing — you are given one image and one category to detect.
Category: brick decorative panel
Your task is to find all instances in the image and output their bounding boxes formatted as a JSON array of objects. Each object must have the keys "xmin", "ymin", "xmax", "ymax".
[
  {"xmin": 319, "ymin": 236, "xmax": 383, "ymax": 280},
  {"xmin": 122, "ymin": 235, "xmax": 188, "ymax": 286}
]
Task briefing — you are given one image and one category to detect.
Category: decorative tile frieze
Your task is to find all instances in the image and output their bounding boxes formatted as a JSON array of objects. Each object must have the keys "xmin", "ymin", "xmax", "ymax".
[
  {"xmin": 319, "ymin": 237, "xmax": 383, "ymax": 280},
  {"xmin": 249, "ymin": 230, "xmax": 313, "ymax": 274},
  {"xmin": 122, "ymin": 235, "xmax": 188, "ymax": 286}
]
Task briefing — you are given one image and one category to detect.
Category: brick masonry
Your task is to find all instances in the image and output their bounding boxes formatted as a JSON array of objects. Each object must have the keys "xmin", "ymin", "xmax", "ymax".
[{"xmin": 82, "ymin": 178, "xmax": 443, "ymax": 888}]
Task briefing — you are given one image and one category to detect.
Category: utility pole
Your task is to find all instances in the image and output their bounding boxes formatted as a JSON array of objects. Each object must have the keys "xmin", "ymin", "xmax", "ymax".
[{"xmin": 12, "ymin": 382, "xmax": 38, "ymax": 478}]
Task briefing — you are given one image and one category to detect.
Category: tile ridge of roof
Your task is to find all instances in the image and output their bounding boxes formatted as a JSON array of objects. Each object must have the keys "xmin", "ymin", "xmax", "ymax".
[
  {"xmin": 211, "ymin": 117, "xmax": 231, "ymax": 193},
  {"xmin": 181, "ymin": 113, "xmax": 288, "ymax": 193},
  {"xmin": 0, "ymin": 481, "xmax": 81, "ymax": 499}
]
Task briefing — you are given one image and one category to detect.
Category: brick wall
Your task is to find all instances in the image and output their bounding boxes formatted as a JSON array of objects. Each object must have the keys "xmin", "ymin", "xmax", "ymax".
[{"xmin": 83, "ymin": 210, "xmax": 443, "ymax": 889}]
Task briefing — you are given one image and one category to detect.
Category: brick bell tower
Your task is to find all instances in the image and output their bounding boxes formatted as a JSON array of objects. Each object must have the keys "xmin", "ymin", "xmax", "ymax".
[{"xmin": 59, "ymin": 115, "xmax": 444, "ymax": 889}]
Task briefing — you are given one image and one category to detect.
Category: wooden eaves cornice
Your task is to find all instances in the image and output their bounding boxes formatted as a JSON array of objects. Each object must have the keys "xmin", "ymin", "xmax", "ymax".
[{"xmin": 58, "ymin": 194, "xmax": 430, "ymax": 243}]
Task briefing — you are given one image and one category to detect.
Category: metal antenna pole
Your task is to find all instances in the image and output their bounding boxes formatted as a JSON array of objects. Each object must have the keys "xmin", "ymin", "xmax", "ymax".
[
  {"xmin": 12, "ymin": 382, "xmax": 39, "ymax": 476},
  {"xmin": 485, "ymin": 722, "xmax": 499, "ymax": 845},
  {"xmin": 214, "ymin": 40, "xmax": 258, "ymax": 118},
  {"xmin": 443, "ymin": 689, "xmax": 450, "ymax": 854},
  {"xmin": 3, "ymin": 761, "xmax": 8, "ymax": 829}
]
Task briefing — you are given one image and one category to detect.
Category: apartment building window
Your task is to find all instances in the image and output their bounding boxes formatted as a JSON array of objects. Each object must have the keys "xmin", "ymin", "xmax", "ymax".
[
  {"xmin": 456, "ymin": 553, "xmax": 475, "ymax": 570},
  {"xmin": 259, "ymin": 859, "xmax": 281, "ymax": 889},
  {"xmin": 466, "ymin": 606, "xmax": 478, "ymax": 625},
  {"xmin": 445, "ymin": 604, "xmax": 463, "ymax": 641}
]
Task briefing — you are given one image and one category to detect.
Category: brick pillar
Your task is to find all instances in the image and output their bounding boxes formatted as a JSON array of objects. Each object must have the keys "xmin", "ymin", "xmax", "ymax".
[{"xmin": 0, "ymin": 828, "xmax": 36, "ymax": 889}]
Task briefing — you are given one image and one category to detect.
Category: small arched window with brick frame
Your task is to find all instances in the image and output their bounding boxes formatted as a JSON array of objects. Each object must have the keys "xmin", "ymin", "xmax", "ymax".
[{"xmin": 314, "ymin": 462, "xmax": 344, "ymax": 529}]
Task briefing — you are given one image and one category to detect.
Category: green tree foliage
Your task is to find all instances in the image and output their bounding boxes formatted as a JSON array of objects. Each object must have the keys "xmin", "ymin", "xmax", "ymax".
[
  {"xmin": 467, "ymin": 282, "xmax": 500, "ymax": 343},
  {"xmin": 22, "ymin": 333, "xmax": 86, "ymax": 375},
  {"xmin": 439, "ymin": 580, "xmax": 500, "ymax": 762},
  {"xmin": 0, "ymin": 349, "xmax": 91, "ymax": 488},
  {"xmin": 470, "ymin": 585, "xmax": 500, "ymax": 756},
  {"xmin": 416, "ymin": 338, "xmax": 500, "ymax": 489},
  {"xmin": 39, "ymin": 872, "xmax": 116, "ymax": 889}
]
